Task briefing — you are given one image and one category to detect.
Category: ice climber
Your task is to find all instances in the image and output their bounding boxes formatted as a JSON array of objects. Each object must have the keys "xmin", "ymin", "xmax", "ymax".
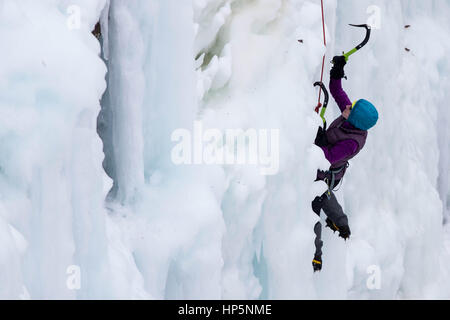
[{"xmin": 312, "ymin": 56, "xmax": 379, "ymax": 272}]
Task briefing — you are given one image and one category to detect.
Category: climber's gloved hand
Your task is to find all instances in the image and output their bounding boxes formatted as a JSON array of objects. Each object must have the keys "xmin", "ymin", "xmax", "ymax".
[
  {"xmin": 312, "ymin": 255, "xmax": 322, "ymax": 272},
  {"xmin": 330, "ymin": 55, "xmax": 347, "ymax": 79},
  {"xmin": 332, "ymin": 55, "xmax": 347, "ymax": 68},
  {"xmin": 314, "ymin": 126, "xmax": 329, "ymax": 148}
]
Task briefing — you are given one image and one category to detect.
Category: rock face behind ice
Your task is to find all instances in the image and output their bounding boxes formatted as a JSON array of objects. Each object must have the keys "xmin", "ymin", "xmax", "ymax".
[{"xmin": 0, "ymin": 0, "xmax": 449, "ymax": 299}]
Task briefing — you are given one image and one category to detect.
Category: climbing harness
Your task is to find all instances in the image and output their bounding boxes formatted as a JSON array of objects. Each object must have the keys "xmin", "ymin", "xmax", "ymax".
[
  {"xmin": 316, "ymin": 162, "xmax": 349, "ymax": 199},
  {"xmin": 324, "ymin": 162, "xmax": 349, "ymax": 198}
]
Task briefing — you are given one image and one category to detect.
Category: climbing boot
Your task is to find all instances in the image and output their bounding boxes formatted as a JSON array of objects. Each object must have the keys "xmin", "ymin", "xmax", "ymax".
[
  {"xmin": 338, "ymin": 225, "xmax": 351, "ymax": 240},
  {"xmin": 312, "ymin": 255, "xmax": 322, "ymax": 272},
  {"xmin": 325, "ymin": 218, "xmax": 339, "ymax": 233},
  {"xmin": 326, "ymin": 218, "xmax": 351, "ymax": 240}
]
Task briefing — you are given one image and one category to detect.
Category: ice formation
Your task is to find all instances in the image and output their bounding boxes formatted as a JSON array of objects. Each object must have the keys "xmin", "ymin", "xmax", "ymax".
[{"xmin": 0, "ymin": 0, "xmax": 448, "ymax": 299}]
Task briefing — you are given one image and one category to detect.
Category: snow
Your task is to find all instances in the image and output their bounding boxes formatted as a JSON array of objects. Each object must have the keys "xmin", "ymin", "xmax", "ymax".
[{"xmin": 0, "ymin": 0, "xmax": 449, "ymax": 299}]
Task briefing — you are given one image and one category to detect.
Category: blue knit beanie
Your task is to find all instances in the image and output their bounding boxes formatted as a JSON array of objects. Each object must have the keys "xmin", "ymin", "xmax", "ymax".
[{"xmin": 347, "ymin": 99, "xmax": 378, "ymax": 130}]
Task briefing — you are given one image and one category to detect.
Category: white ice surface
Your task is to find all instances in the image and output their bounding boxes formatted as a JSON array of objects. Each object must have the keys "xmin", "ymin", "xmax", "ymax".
[{"xmin": 0, "ymin": 0, "xmax": 449, "ymax": 299}]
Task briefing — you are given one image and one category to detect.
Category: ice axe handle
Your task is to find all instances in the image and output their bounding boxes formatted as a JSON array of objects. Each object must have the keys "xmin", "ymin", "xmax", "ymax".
[{"xmin": 313, "ymin": 82, "xmax": 329, "ymax": 127}]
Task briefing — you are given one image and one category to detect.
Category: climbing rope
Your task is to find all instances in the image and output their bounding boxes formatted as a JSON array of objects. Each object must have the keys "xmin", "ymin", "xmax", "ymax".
[{"xmin": 315, "ymin": 0, "xmax": 327, "ymax": 114}]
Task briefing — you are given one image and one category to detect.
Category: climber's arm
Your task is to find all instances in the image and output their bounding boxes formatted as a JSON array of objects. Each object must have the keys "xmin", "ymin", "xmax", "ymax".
[
  {"xmin": 329, "ymin": 56, "xmax": 352, "ymax": 112},
  {"xmin": 329, "ymin": 78, "xmax": 352, "ymax": 113}
]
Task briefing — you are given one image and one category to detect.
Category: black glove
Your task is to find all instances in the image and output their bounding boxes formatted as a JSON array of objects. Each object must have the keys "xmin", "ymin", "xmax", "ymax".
[
  {"xmin": 312, "ymin": 255, "xmax": 322, "ymax": 272},
  {"xmin": 330, "ymin": 55, "xmax": 347, "ymax": 79},
  {"xmin": 314, "ymin": 126, "xmax": 329, "ymax": 147}
]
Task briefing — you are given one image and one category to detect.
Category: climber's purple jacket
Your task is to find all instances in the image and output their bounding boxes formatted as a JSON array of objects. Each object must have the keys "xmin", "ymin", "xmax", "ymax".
[{"xmin": 320, "ymin": 78, "xmax": 367, "ymax": 168}]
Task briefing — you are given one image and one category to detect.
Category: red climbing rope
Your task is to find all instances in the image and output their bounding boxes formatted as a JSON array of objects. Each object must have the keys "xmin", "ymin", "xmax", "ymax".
[{"xmin": 315, "ymin": 0, "xmax": 327, "ymax": 113}]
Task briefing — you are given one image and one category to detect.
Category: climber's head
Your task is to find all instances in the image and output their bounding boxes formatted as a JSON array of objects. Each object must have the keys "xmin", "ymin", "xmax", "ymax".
[{"xmin": 344, "ymin": 99, "xmax": 379, "ymax": 130}]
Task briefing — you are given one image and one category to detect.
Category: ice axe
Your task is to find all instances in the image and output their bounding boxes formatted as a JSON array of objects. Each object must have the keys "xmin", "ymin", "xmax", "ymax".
[
  {"xmin": 339, "ymin": 24, "xmax": 372, "ymax": 62},
  {"xmin": 313, "ymin": 81, "xmax": 329, "ymax": 128}
]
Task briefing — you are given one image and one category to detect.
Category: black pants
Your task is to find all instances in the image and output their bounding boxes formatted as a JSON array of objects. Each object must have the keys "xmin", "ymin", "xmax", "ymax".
[{"xmin": 313, "ymin": 191, "xmax": 348, "ymax": 257}]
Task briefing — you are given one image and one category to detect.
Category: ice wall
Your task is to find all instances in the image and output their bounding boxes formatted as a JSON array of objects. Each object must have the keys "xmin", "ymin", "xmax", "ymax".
[
  {"xmin": 0, "ymin": 0, "xmax": 113, "ymax": 298},
  {"xmin": 0, "ymin": 0, "xmax": 449, "ymax": 299},
  {"xmin": 191, "ymin": 0, "xmax": 450, "ymax": 299},
  {"xmin": 101, "ymin": 0, "xmax": 226, "ymax": 299},
  {"xmin": 103, "ymin": 0, "xmax": 450, "ymax": 299}
]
